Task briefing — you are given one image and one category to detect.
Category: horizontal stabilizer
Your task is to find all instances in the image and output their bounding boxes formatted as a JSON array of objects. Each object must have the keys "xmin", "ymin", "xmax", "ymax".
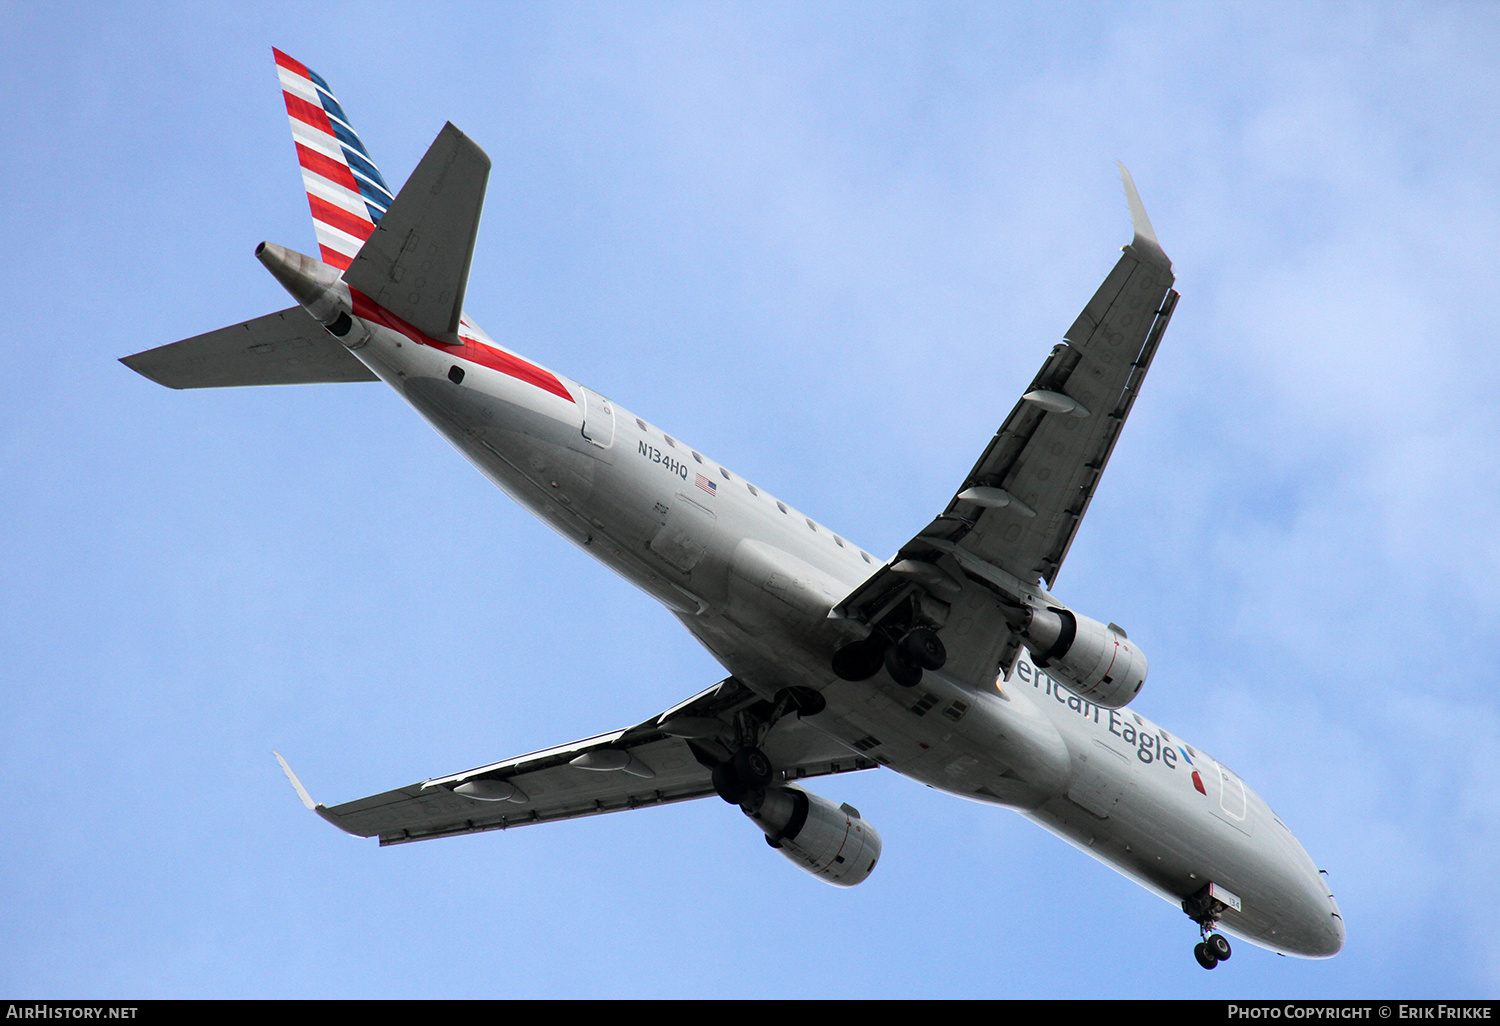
[
  {"xmin": 343, "ymin": 122, "xmax": 490, "ymax": 341},
  {"xmin": 121, "ymin": 306, "xmax": 377, "ymax": 388}
]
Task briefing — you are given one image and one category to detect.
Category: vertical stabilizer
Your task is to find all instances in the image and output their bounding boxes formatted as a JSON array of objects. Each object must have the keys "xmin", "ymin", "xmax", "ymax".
[
  {"xmin": 343, "ymin": 123, "xmax": 491, "ymax": 342},
  {"xmin": 274, "ymin": 49, "xmax": 396, "ymax": 271}
]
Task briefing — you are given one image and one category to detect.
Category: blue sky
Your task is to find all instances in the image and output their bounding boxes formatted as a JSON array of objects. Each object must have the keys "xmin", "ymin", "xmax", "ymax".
[{"xmin": 3, "ymin": 1, "xmax": 1499, "ymax": 999}]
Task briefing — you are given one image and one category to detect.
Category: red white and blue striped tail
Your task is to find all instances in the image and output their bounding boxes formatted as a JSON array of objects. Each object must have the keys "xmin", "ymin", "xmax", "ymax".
[{"xmin": 273, "ymin": 48, "xmax": 395, "ymax": 272}]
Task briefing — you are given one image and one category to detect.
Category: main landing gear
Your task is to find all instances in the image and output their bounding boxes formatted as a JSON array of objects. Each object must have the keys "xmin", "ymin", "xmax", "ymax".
[
  {"xmin": 712, "ymin": 745, "xmax": 774, "ymax": 805},
  {"xmin": 705, "ymin": 687, "xmax": 820, "ymax": 806},
  {"xmin": 831, "ymin": 628, "xmax": 947, "ymax": 688},
  {"xmin": 1183, "ymin": 882, "xmax": 1235, "ymax": 970}
]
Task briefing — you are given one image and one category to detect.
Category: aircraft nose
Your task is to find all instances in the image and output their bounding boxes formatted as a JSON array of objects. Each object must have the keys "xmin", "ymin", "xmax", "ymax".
[
  {"xmin": 1317, "ymin": 885, "xmax": 1346, "ymax": 957},
  {"xmin": 1288, "ymin": 871, "xmax": 1345, "ymax": 958},
  {"xmin": 1328, "ymin": 909, "xmax": 1347, "ymax": 954}
]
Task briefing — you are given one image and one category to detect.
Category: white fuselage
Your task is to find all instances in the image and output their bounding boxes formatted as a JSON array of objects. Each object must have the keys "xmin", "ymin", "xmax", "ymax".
[{"xmin": 345, "ymin": 306, "xmax": 1345, "ymax": 959}]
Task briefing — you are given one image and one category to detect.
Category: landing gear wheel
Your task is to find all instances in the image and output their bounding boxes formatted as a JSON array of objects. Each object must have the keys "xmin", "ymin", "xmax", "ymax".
[
  {"xmin": 1206, "ymin": 933, "xmax": 1232, "ymax": 961},
  {"xmin": 883, "ymin": 644, "xmax": 923, "ymax": 687},
  {"xmin": 775, "ymin": 686, "xmax": 826, "ymax": 717},
  {"xmin": 711, "ymin": 762, "xmax": 748, "ymax": 805},
  {"xmin": 899, "ymin": 628, "xmax": 947, "ymax": 671},
  {"xmin": 1193, "ymin": 942, "xmax": 1218, "ymax": 970},
  {"xmin": 832, "ymin": 638, "xmax": 887, "ymax": 682},
  {"xmin": 731, "ymin": 746, "xmax": 773, "ymax": 789}
]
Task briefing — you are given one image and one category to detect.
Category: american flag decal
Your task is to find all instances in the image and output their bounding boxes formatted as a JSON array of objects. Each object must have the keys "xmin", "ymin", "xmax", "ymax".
[
  {"xmin": 695, "ymin": 474, "xmax": 717, "ymax": 496},
  {"xmin": 273, "ymin": 49, "xmax": 395, "ymax": 271}
]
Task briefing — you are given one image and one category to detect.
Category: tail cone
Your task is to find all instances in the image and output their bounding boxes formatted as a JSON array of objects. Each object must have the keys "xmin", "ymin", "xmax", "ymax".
[{"xmin": 255, "ymin": 241, "xmax": 349, "ymax": 326}]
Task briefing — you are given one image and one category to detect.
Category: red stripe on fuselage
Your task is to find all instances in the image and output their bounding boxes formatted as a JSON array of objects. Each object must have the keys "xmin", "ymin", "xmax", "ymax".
[{"xmin": 348, "ymin": 290, "xmax": 574, "ymax": 403}]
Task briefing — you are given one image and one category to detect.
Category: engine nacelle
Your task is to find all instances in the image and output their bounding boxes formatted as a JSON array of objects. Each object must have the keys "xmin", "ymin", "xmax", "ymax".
[
  {"xmin": 1012, "ymin": 606, "xmax": 1147, "ymax": 709},
  {"xmin": 742, "ymin": 786, "xmax": 882, "ymax": 887}
]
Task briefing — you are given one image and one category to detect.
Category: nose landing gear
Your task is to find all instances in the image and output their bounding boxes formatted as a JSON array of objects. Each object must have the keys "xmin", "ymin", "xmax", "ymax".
[
  {"xmin": 1193, "ymin": 932, "xmax": 1232, "ymax": 969},
  {"xmin": 1182, "ymin": 882, "xmax": 1238, "ymax": 970}
]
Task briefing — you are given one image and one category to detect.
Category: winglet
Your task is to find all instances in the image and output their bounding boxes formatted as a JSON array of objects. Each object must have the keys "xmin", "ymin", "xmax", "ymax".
[
  {"xmin": 274, "ymin": 751, "xmax": 363, "ymax": 834},
  {"xmin": 1118, "ymin": 163, "xmax": 1171, "ymax": 271},
  {"xmin": 274, "ymin": 751, "xmax": 318, "ymax": 810}
]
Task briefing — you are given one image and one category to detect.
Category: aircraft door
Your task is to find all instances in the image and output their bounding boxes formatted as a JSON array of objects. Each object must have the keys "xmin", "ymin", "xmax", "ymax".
[
  {"xmin": 1209, "ymin": 761, "xmax": 1252, "ymax": 836},
  {"xmin": 580, "ymin": 387, "xmax": 616, "ymax": 450}
]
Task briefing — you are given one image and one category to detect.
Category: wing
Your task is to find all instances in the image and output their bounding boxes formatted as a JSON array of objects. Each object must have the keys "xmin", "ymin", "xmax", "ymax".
[
  {"xmin": 833, "ymin": 167, "xmax": 1178, "ymax": 684},
  {"xmin": 121, "ymin": 306, "xmax": 378, "ymax": 388},
  {"xmin": 293, "ymin": 677, "xmax": 875, "ymax": 846}
]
